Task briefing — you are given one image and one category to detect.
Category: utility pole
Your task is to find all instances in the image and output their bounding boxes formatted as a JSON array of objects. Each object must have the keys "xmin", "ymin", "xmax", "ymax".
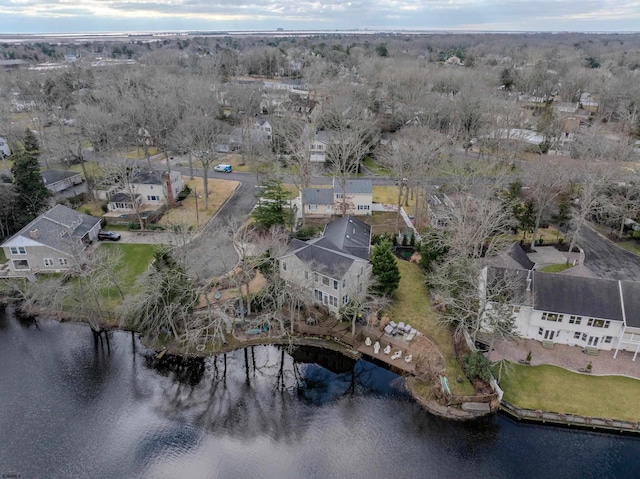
[{"xmin": 194, "ymin": 187, "xmax": 199, "ymax": 226}]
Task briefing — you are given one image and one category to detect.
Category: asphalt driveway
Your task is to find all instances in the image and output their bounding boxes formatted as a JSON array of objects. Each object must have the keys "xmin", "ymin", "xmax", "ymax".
[{"xmin": 581, "ymin": 226, "xmax": 640, "ymax": 282}]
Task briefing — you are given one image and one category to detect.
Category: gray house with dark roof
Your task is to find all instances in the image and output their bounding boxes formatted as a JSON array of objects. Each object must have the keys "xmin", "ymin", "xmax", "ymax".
[
  {"xmin": 300, "ymin": 178, "xmax": 372, "ymax": 218},
  {"xmin": 279, "ymin": 216, "xmax": 372, "ymax": 313},
  {"xmin": 1, "ymin": 204, "xmax": 101, "ymax": 275},
  {"xmin": 41, "ymin": 169, "xmax": 83, "ymax": 194}
]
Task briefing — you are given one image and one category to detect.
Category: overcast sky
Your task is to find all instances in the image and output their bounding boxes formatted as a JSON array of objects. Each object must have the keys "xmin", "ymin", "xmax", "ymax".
[{"xmin": 1, "ymin": 0, "xmax": 639, "ymax": 34}]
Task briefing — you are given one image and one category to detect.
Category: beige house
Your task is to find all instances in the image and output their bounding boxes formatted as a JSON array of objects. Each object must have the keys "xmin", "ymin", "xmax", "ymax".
[
  {"xmin": 301, "ymin": 179, "xmax": 372, "ymax": 218},
  {"xmin": 279, "ymin": 216, "xmax": 372, "ymax": 313},
  {"xmin": 1, "ymin": 204, "xmax": 101, "ymax": 275}
]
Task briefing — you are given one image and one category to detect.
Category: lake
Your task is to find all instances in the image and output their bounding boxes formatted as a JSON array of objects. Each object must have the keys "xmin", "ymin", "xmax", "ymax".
[{"xmin": 1, "ymin": 307, "xmax": 639, "ymax": 479}]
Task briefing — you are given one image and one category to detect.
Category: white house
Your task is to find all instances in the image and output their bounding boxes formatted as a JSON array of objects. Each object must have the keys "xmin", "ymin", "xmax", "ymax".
[
  {"xmin": 301, "ymin": 179, "xmax": 373, "ymax": 218},
  {"xmin": 106, "ymin": 170, "xmax": 183, "ymax": 213},
  {"xmin": 486, "ymin": 260, "xmax": 640, "ymax": 356},
  {"xmin": 1, "ymin": 204, "xmax": 101, "ymax": 275},
  {"xmin": 279, "ymin": 216, "xmax": 372, "ymax": 313},
  {"xmin": 310, "ymin": 131, "xmax": 330, "ymax": 163},
  {"xmin": 0, "ymin": 137, "xmax": 10, "ymax": 158}
]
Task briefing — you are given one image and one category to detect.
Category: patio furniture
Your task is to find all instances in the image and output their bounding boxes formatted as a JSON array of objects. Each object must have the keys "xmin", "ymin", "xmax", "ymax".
[
  {"xmin": 389, "ymin": 321, "xmax": 398, "ymax": 329},
  {"xmin": 365, "ymin": 336, "xmax": 372, "ymax": 346},
  {"xmin": 397, "ymin": 322, "xmax": 406, "ymax": 333},
  {"xmin": 373, "ymin": 341, "xmax": 380, "ymax": 354},
  {"xmin": 384, "ymin": 324, "xmax": 394, "ymax": 336},
  {"xmin": 404, "ymin": 355, "xmax": 413, "ymax": 363},
  {"xmin": 384, "ymin": 345, "xmax": 391, "ymax": 355},
  {"xmin": 404, "ymin": 324, "xmax": 412, "ymax": 333},
  {"xmin": 405, "ymin": 332, "xmax": 415, "ymax": 342},
  {"xmin": 391, "ymin": 350, "xmax": 402, "ymax": 360}
]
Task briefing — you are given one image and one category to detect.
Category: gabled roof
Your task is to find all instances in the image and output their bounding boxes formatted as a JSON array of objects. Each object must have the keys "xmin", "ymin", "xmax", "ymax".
[
  {"xmin": 2, "ymin": 204, "xmax": 100, "ymax": 254},
  {"xmin": 132, "ymin": 170, "xmax": 164, "ymax": 185},
  {"xmin": 41, "ymin": 169, "xmax": 81, "ymax": 185},
  {"xmin": 302, "ymin": 187, "xmax": 333, "ymax": 205},
  {"xmin": 110, "ymin": 192, "xmax": 140, "ymax": 203},
  {"xmin": 332, "ymin": 179, "xmax": 373, "ymax": 195},
  {"xmin": 322, "ymin": 216, "xmax": 371, "ymax": 260},
  {"xmin": 621, "ymin": 281, "xmax": 640, "ymax": 328},
  {"xmin": 533, "ymin": 272, "xmax": 623, "ymax": 321},
  {"xmin": 292, "ymin": 243, "xmax": 358, "ymax": 278},
  {"xmin": 490, "ymin": 243, "xmax": 534, "ymax": 271}
]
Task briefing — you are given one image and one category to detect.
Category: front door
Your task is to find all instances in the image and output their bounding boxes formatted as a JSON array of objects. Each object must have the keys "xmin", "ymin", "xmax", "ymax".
[
  {"xmin": 588, "ymin": 336, "xmax": 599, "ymax": 347},
  {"xmin": 544, "ymin": 329, "xmax": 555, "ymax": 341}
]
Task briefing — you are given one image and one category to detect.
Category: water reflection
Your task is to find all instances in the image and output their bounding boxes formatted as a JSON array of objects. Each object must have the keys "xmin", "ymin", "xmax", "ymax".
[{"xmin": 1, "ymin": 307, "xmax": 640, "ymax": 479}]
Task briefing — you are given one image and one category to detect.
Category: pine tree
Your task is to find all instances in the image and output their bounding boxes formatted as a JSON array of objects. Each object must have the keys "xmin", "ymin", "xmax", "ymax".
[
  {"xmin": 11, "ymin": 129, "xmax": 50, "ymax": 224},
  {"xmin": 370, "ymin": 241, "xmax": 401, "ymax": 296},
  {"xmin": 251, "ymin": 177, "xmax": 290, "ymax": 229}
]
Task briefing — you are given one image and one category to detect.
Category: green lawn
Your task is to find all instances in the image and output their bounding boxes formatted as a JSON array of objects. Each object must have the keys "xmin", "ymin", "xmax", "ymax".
[
  {"xmin": 389, "ymin": 259, "xmax": 474, "ymax": 395},
  {"xmin": 617, "ymin": 241, "xmax": 640, "ymax": 255},
  {"xmin": 363, "ymin": 156, "xmax": 393, "ymax": 176},
  {"xmin": 540, "ymin": 263, "xmax": 572, "ymax": 273},
  {"xmin": 501, "ymin": 363, "xmax": 640, "ymax": 422},
  {"xmin": 96, "ymin": 243, "xmax": 157, "ymax": 310}
]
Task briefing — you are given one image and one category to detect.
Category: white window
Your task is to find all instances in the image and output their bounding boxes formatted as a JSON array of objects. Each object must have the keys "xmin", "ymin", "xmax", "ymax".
[
  {"xmin": 569, "ymin": 315, "xmax": 582, "ymax": 325},
  {"xmin": 282, "ymin": 261, "xmax": 287, "ymax": 271},
  {"xmin": 304, "ymin": 271, "xmax": 309, "ymax": 280},
  {"xmin": 604, "ymin": 336, "xmax": 613, "ymax": 344},
  {"xmin": 147, "ymin": 195, "xmax": 160, "ymax": 201},
  {"xmin": 322, "ymin": 276, "xmax": 329, "ymax": 286},
  {"xmin": 10, "ymin": 247, "xmax": 26, "ymax": 255},
  {"xmin": 333, "ymin": 280, "xmax": 338, "ymax": 290},
  {"xmin": 58, "ymin": 258, "xmax": 68, "ymax": 266},
  {"xmin": 314, "ymin": 272, "xmax": 318, "ymax": 282},
  {"xmin": 308, "ymin": 204, "xmax": 317, "ymax": 211},
  {"xmin": 329, "ymin": 295, "xmax": 338, "ymax": 307},
  {"xmin": 342, "ymin": 279, "xmax": 346, "ymax": 288},
  {"xmin": 574, "ymin": 332, "xmax": 581, "ymax": 339},
  {"xmin": 44, "ymin": 258, "xmax": 54, "ymax": 266},
  {"xmin": 357, "ymin": 205, "xmax": 370, "ymax": 210},
  {"xmin": 342, "ymin": 294, "xmax": 349, "ymax": 305},
  {"xmin": 542, "ymin": 312, "xmax": 563, "ymax": 322},
  {"xmin": 336, "ymin": 193, "xmax": 343, "ymax": 199}
]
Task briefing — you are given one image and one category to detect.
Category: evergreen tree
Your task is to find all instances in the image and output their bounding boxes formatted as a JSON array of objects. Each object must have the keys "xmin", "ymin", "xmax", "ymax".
[
  {"xmin": 251, "ymin": 177, "xmax": 290, "ymax": 229},
  {"xmin": 370, "ymin": 241, "xmax": 401, "ymax": 295},
  {"xmin": 11, "ymin": 129, "xmax": 50, "ymax": 223}
]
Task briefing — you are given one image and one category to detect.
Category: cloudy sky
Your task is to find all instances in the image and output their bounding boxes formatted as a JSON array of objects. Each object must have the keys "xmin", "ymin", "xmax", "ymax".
[{"xmin": 1, "ymin": 0, "xmax": 639, "ymax": 34}]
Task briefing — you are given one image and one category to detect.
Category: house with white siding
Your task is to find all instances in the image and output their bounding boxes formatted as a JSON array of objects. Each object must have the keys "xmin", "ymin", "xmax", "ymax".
[{"xmin": 279, "ymin": 216, "xmax": 372, "ymax": 313}]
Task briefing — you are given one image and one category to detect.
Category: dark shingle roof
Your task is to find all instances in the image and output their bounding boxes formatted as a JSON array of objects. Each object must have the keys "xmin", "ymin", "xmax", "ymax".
[
  {"xmin": 621, "ymin": 281, "xmax": 640, "ymax": 328},
  {"xmin": 333, "ymin": 179, "xmax": 373, "ymax": 195},
  {"xmin": 533, "ymin": 272, "xmax": 623, "ymax": 321},
  {"xmin": 294, "ymin": 243, "xmax": 355, "ymax": 278},
  {"xmin": 322, "ymin": 216, "xmax": 371, "ymax": 260},
  {"xmin": 5, "ymin": 204, "xmax": 100, "ymax": 254},
  {"xmin": 41, "ymin": 169, "xmax": 81, "ymax": 185},
  {"xmin": 302, "ymin": 188, "xmax": 333, "ymax": 205},
  {"xmin": 110, "ymin": 192, "xmax": 140, "ymax": 203},
  {"xmin": 132, "ymin": 170, "xmax": 163, "ymax": 185},
  {"xmin": 491, "ymin": 243, "xmax": 534, "ymax": 270}
]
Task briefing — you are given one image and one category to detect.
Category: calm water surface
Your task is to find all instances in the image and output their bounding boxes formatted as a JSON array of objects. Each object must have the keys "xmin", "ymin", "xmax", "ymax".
[{"xmin": 1, "ymin": 307, "xmax": 639, "ymax": 479}]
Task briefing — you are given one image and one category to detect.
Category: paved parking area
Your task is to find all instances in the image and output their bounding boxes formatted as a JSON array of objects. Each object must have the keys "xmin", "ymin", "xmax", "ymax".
[{"xmin": 580, "ymin": 227, "xmax": 640, "ymax": 282}]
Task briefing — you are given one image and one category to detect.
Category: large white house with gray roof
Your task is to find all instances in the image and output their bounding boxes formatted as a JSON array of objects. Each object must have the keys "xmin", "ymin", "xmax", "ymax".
[
  {"xmin": 279, "ymin": 216, "xmax": 372, "ymax": 313},
  {"xmin": 485, "ymin": 244, "xmax": 640, "ymax": 356},
  {"xmin": 1, "ymin": 204, "xmax": 101, "ymax": 275},
  {"xmin": 301, "ymin": 178, "xmax": 372, "ymax": 218}
]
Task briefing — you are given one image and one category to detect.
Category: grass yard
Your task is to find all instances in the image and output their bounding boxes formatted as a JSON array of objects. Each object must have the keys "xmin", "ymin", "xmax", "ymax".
[
  {"xmin": 540, "ymin": 263, "xmax": 573, "ymax": 273},
  {"xmin": 67, "ymin": 161, "xmax": 103, "ymax": 181},
  {"xmin": 616, "ymin": 241, "xmax": 640, "ymax": 255},
  {"xmin": 161, "ymin": 177, "xmax": 238, "ymax": 229},
  {"xmin": 389, "ymin": 259, "xmax": 474, "ymax": 395},
  {"xmin": 509, "ymin": 226, "xmax": 565, "ymax": 246},
  {"xmin": 372, "ymin": 185, "xmax": 425, "ymax": 218},
  {"xmin": 363, "ymin": 156, "xmax": 393, "ymax": 176},
  {"xmin": 96, "ymin": 243, "xmax": 157, "ymax": 310},
  {"xmin": 501, "ymin": 363, "xmax": 640, "ymax": 422}
]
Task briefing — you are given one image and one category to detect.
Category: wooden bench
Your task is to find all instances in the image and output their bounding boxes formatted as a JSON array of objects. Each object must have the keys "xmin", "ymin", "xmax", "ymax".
[{"xmin": 584, "ymin": 346, "xmax": 600, "ymax": 356}]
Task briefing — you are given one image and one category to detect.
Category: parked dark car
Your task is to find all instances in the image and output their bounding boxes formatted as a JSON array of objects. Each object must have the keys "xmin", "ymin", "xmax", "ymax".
[{"xmin": 98, "ymin": 231, "xmax": 121, "ymax": 241}]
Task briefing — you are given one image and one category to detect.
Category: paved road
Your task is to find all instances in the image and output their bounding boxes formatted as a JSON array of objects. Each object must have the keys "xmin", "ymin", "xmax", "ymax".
[
  {"xmin": 179, "ymin": 175, "xmax": 259, "ymax": 282},
  {"xmin": 581, "ymin": 226, "xmax": 640, "ymax": 282}
]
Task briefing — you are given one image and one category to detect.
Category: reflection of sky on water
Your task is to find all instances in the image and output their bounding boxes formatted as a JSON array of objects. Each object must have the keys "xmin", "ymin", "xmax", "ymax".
[{"xmin": 2, "ymin": 308, "xmax": 640, "ymax": 479}]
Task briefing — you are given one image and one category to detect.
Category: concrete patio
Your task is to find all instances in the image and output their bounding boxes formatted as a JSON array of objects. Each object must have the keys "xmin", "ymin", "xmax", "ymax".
[{"xmin": 490, "ymin": 337, "xmax": 640, "ymax": 380}]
